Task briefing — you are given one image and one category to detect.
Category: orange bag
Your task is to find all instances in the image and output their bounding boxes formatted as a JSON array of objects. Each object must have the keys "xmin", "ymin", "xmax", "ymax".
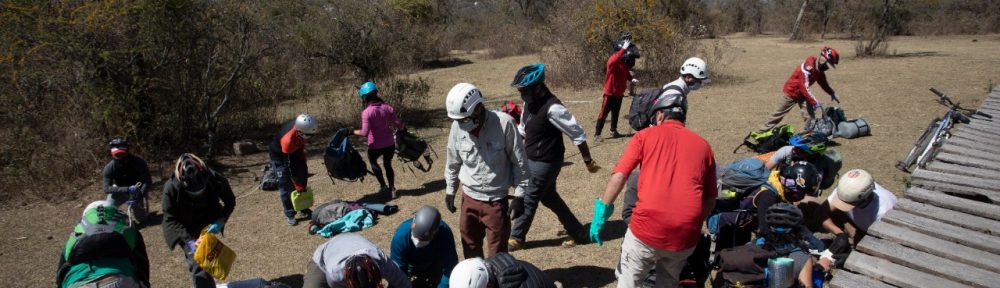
[{"xmin": 194, "ymin": 229, "xmax": 237, "ymax": 281}]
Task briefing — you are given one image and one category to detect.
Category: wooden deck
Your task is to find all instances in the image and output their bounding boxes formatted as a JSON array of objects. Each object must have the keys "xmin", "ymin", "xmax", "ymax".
[{"xmin": 830, "ymin": 87, "xmax": 1000, "ymax": 288}]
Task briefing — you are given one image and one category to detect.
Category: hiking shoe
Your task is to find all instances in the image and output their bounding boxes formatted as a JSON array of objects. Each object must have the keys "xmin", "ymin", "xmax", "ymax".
[
  {"xmin": 299, "ymin": 210, "xmax": 312, "ymax": 220},
  {"xmin": 508, "ymin": 239, "xmax": 524, "ymax": 251},
  {"xmin": 286, "ymin": 217, "xmax": 297, "ymax": 226},
  {"xmin": 390, "ymin": 188, "xmax": 398, "ymax": 200},
  {"xmin": 561, "ymin": 237, "xmax": 577, "ymax": 248},
  {"xmin": 594, "ymin": 134, "xmax": 603, "ymax": 142},
  {"xmin": 610, "ymin": 131, "xmax": 626, "ymax": 138}
]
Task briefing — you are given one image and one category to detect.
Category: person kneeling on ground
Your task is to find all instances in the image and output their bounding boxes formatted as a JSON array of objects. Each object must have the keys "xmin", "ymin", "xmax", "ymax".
[
  {"xmin": 304, "ymin": 233, "xmax": 411, "ymax": 288},
  {"xmin": 57, "ymin": 201, "xmax": 150, "ymax": 288},
  {"xmin": 814, "ymin": 169, "xmax": 897, "ymax": 267},
  {"xmin": 449, "ymin": 253, "xmax": 556, "ymax": 288},
  {"xmin": 162, "ymin": 153, "xmax": 236, "ymax": 288},
  {"xmin": 390, "ymin": 205, "xmax": 459, "ymax": 288}
]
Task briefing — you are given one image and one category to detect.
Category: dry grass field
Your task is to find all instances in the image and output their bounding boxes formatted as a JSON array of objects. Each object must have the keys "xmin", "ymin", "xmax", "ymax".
[{"xmin": 2, "ymin": 34, "xmax": 998, "ymax": 287}]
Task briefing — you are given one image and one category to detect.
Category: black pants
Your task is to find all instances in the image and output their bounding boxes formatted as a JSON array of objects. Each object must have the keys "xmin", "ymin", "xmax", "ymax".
[
  {"xmin": 510, "ymin": 157, "xmax": 584, "ymax": 243},
  {"xmin": 182, "ymin": 244, "xmax": 216, "ymax": 288},
  {"xmin": 596, "ymin": 95, "xmax": 624, "ymax": 135},
  {"xmin": 368, "ymin": 145, "xmax": 395, "ymax": 190}
]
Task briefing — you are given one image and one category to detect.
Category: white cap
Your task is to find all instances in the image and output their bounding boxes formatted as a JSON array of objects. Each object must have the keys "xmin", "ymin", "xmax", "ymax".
[{"xmin": 831, "ymin": 169, "xmax": 875, "ymax": 211}]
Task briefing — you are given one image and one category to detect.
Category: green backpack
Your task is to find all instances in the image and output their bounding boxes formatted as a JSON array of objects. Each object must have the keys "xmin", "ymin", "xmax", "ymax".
[
  {"xmin": 733, "ymin": 125, "xmax": 795, "ymax": 154},
  {"xmin": 62, "ymin": 206, "xmax": 139, "ymax": 264}
]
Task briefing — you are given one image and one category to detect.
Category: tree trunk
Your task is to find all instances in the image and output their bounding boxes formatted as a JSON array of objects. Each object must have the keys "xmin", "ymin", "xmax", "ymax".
[
  {"xmin": 820, "ymin": 0, "xmax": 832, "ymax": 39},
  {"xmin": 863, "ymin": 0, "xmax": 894, "ymax": 56},
  {"xmin": 790, "ymin": 0, "xmax": 809, "ymax": 41}
]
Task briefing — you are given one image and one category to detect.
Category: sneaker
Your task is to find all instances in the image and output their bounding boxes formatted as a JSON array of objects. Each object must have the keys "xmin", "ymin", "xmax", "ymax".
[
  {"xmin": 286, "ymin": 216, "xmax": 297, "ymax": 226},
  {"xmin": 610, "ymin": 131, "xmax": 626, "ymax": 138},
  {"xmin": 561, "ymin": 237, "xmax": 577, "ymax": 248},
  {"xmin": 299, "ymin": 210, "xmax": 312, "ymax": 220},
  {"xmin": 595, "ymin": 134, "xmax": 604, "ymax": 142},
  {"xmin": 508, "ymin": 239, "xmax": 524, "ymax": 251}
]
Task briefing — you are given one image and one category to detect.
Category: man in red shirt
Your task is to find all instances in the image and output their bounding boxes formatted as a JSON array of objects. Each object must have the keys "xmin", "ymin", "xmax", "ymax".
[
  {"xmin": 595, "ymin": 34, "xmax": 638, "ymax": 140},
  {"xmin": 589, "ymin": 91, "xmax": 717, "ymax": 287},
  {"xmin": 758, "ymin": 46, "xmax": 841, "ymax": 132}
]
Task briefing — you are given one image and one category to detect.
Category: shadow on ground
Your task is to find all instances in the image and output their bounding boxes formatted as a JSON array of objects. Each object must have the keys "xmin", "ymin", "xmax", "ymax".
[
  {"xmin": 270, "ymin": 274, "xmax": 303, "ymax": 287},
  {"xmin": 545, "ymin": 265, "xmax": 616, "ymax": 288},
  {"xmin": 421, "ymin": 57, "xmax": 473, "ymax": 69}
]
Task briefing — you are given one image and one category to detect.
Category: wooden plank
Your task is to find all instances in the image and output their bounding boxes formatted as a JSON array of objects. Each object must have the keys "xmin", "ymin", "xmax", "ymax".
[
  {"xmin": 906, "ymin": 187, "xmax": 1000, "ymax": 221},
  {"xmin": 881, "ymin": 209, "xmax": 1000, "ymax": 255},
  {"xmin": 857, "ymin": 237, "xmax": 1000, "ymax": 287},
  {"xmin": 965, "ymin": 123, "xmax": 1000, "ymax": 134},
  {"xmin": 926, "ymin": 161, "xmax": 1000, "ymax": 181},
  {"xmin": 940, "ymin": 144, "xmax": 1000, "ymax": 160},
  {"xmin": 866, "ymin": 218, "xmax": 1000, "ymax": 274},
  {"xmin": 894, "ymin": 198, "xmax": 1000, "ymax": 235},
  {"xmin": 843, "ymin": 251, "xmax": 965, "ymax": 288},
  {"xmin": 910, "ymin": 177, "xmax": 1000, "ymax": 206},
  {"xmin": 933, "ymin": 152, "xmax": 1000, "ymax": 172},
  {"xmin": 830, "ymin": 271, "xmax": 898, "ymax": 288},
  {"xmin": 957, "ymin": 125, "xmax": 1000, "ymax": 139},
  {"xmin": 911, "ymin": 169, "xmax": 1000, "ymax": 202},
  {"xmin": 949, "ymin": 136, "xmax": 1000, "ymax": 154}
]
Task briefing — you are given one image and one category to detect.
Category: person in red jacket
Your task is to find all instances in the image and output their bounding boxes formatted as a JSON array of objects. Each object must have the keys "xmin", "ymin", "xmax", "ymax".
[
  {"xmin": 758, "ymin": 46, "xmax": 841, "ymax": 132},
  {"xmin": 269, "ymin": 113, "xmax": 318, "ymax": 225},
  {"xmin": 596, "ymin": 33, "xmax": 639, "ymax": 140}
]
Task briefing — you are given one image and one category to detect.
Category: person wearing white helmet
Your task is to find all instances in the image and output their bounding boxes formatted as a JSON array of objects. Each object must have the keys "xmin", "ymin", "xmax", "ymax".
[
  {"xmin": 444, "ymin": 82, "xmax": 529, "ymax": 259},
  {"xmin": 449, "ymin": 253, "xmax": 555, "ymax": 288},
  {"xmin": 757, "ymin": 46, "xmax": 841, "ymax": 132},
  {"xmin": 269, "ymin": 113, "xmax": 318, "ymax": 225},
  {"xmin": 58, "ymin": 201, "xmax": 150, "ymax": 288}
]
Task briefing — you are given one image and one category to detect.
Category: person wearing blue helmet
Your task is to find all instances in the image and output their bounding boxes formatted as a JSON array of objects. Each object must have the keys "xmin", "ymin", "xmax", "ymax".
[
  {"xmin": 509, "ymin": 63, "xmax": 600, "ymax": 251},
  {"xmin": 353, "ymin": 81, "xmax": 406, "ymax": 200}
]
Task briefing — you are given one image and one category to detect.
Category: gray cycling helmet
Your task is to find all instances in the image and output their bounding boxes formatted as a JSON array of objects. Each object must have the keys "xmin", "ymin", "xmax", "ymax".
[
  {"xmin": 412, "ymin": 205, "xmax": 441, "ymax": 241},
  {"xmin": 648, "ymin": 91, "xmax": 687, "ymax": 120}
]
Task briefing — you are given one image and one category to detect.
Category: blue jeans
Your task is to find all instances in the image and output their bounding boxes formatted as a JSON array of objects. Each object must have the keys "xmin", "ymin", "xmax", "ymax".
[
  {"xmin": 271, "ymin": 159, "xmax": 297, "ymax": 218},
  {"xmin": 510, "ymin": 157, "xmax": 584, "ymax": 243}
]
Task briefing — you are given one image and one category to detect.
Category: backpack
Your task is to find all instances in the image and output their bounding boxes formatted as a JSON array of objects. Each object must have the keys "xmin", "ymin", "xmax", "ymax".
[
  {"xmin": 628, "ymin": 85, "xmax": 684, "ymax": 131},
  {"xmin": 500, "ymin": 100, "xmax": 522, "ymax": 125},
  {"xmin": 716, "ymin": 244, "xmax": 775, "ymax": 287},
  {"xmin": 323, "ymin": 128, "xmax": 368, "ymax": 182},
  {"xmin": 805, "ymin": 116, "xmax": 836, "ymax": 136},
  {"xmin": 259, "ymin": 163, "xmax": 279, "ymax": 191},
  {"xmin": 63, "ymin": 207, "xmax": 139, "ymax": 263},
  {"xmin": 825, "ymin": 106, "xmax": 846, "ymax": 125},
  {"xmin": 733, "ymin": 124, "xmax": 794, "ymax": 154},
  {"xmin": 716, "ymin": 158, "xmax": 775, "ymax": 201},
  {"xmin": 394, "ymin": 131, "xmax": 435, "ymax": 173}
]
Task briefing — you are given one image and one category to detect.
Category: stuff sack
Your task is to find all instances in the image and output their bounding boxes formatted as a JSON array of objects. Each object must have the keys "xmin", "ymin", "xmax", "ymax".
[
  {"xmin": 259, "ymin": 163, "xmax": 279, "ymax": 191},
  {"xmin": 628, "ymin": 85, "xmax": 684, "ymax": 131},
  {"xmin": 733, "ymin": 125, "xmax": 795, "ymax": 154},
  {"xmin": 194, "ymin": 230, "xmax": 237, "ymax": 281},
  {"xmin": 836, "ymin": 119, "xmax": 871, "ymax": 139},
  {"xmin": 394, "ymin": 131, "xmax": 435, "ymax": 172},
  {"xmin": 323, "ymin": 128, "xmax": 368, "ymax": 182},
  {"xmin": 805, "ymin": 115, "xmax": 836, "ymax": 136},
  {"xmin": 291, "ymin": 188, "xmax": 314, "ymax": 211}
]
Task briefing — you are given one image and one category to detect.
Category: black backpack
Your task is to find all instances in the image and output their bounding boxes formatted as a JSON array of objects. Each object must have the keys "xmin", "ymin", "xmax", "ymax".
[
  {"xmin": 628, "ymin": 85, "xmax": 684, "ymax": 131},
  {"xmin": 733, "ymin": 124, "xmax": 795, "ymax": 154},
  {"xmin": 394, "ymin": 131, "xmax": 436, "ymax": 173},
  {"xmin": 259, "ymin": 163, "xmax": 279, "ymax": 191},
  {"xmin": 323, "ymin": 128, "xmax": 368, "ymax": 182}
]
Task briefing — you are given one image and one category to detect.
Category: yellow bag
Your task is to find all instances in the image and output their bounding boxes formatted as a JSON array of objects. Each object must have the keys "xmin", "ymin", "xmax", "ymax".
[
  {"xmin": 194, "ymin": 230, "xmax": 237, "ymax": 281},
  {"xmin": 291, "ymin": 188, "xmax": 314, "ymax": 211}
]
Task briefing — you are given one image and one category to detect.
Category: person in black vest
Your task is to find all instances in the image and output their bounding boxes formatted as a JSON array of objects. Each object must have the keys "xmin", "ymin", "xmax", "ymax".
[
  {"xmin": 269, "ymin": 113, "xmax": 318, "ymax": 225},
  {"xmin": 508, "ymin": 63, "xmax": 600, "ymax": 250}
]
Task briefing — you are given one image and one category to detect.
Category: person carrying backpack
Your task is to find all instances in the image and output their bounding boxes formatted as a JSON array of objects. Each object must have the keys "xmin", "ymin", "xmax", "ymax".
[
  {"xmin": 390, "ymin": 206, "xmax": 459, "ymax": 288},
  {"xmin": 102, "ymin": 138, "xmax": 152, "ymax": 223},
  {"xmin": 57, "ymin": 201, "xmax": 150, "ymax": 288},
  {"xmin": 509, "ymin": 63, "xmax": 599, "ymax": 251},
  {"xmin": 595, "ymin": 32, "xmax": 639, "ymax": 140},
  {"xmin": 757, "ymin": 47, "xmax": 841, "ymax": 132},
  {"xmin": 161, "ymin": 153, "xmax": 236, "ymax": 288},
  {"xmin": 449, "ymin": 253, "xmax": 556, "ymax": 288},
  {"xmin": 270, "ymin": 113, "xmax": 318, "ymax": 225},
  {"xmin": 353, "ymin": 81, "xmax": 406, "ymax": 200},
  {"xmin": 304, "ymin": 233, "xmax": 412, "ymax": 288},
  {"xmin": 443, "ymin": 82, "xmax": 529, "ymax": 259}
]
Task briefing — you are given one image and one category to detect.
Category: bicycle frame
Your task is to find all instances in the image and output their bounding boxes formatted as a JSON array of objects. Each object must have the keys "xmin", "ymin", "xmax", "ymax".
[{"xmin": 897, "ymin": 88, "xmax": 993, "ymax": 172}]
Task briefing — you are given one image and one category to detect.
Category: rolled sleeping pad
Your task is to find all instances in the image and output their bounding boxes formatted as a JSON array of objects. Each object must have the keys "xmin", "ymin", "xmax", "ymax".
[{"xmin": 836, "ymin": 119, "xmax": 870, "ymax": 139}]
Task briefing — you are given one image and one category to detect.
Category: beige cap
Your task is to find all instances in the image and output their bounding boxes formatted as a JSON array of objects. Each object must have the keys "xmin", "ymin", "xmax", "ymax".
[{"xmin": 831, "ymin": 169, "xmax": 875, "ymax": 211}]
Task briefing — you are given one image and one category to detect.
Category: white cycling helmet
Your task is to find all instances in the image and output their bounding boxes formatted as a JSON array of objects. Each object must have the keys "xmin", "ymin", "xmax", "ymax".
[
  {"xmin": 679, "ymin": 57, "xmax": 708, "ymax": 80},
  {"xmin": 295, "ymin": 113, "xmax": 318, "ymax": 135},
  {"xmin": 449, "ymin": 258, "xmax": 490, "ymax": 288},
  {"xmin": 446, "ymin": 83, "xmax": 484, "ymax": 120}
]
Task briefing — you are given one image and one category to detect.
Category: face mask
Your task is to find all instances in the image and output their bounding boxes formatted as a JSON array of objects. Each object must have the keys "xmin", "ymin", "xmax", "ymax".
[
  {"xmin": 411, "ymin": 234, "xmax": 430, "ymax": 248},
  {"xmin": 688, "ymin": 81, "xmax": 703, "ymax": 90},
  {"xmin": 458, "ymin": 120, "xmax": 478, "ymax": 131},
  {"xmin": 520, "ymin": 91, "xmax": 533, "ymax": 103}
]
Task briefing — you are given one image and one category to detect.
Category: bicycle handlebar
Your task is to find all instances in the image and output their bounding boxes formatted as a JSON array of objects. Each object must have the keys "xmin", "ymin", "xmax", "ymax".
[{"xmin": 930, "ymin": 87, "xmax": 994, "ymax": 120}]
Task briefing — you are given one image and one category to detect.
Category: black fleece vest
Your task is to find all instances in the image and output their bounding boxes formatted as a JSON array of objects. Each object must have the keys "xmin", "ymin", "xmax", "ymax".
[{"xmin": 523, "ymin": 93, "xmax": 564, "ymax": 162}]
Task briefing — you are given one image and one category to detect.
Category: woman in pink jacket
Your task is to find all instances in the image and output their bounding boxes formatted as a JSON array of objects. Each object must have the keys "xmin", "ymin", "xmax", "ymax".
[{"xmin": 354, "ymin": 81, "xmax": 406, "ymax": 200}]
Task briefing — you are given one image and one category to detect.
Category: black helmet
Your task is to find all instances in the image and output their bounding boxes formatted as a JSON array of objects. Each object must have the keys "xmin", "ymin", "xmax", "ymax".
[
  {"xmin": 412, "ymin": 205, "xmax": 441, "ymax": 241},
  {"xmin": 109, "ymin": 138, "xmax": 130, "ymax": 148},
  {"xmin": 344, "ymin": 255, "xmax": 382, "ymax": 288},
  {"xmin": 175, "ymin": 153, "xmax": 207, "ymax": 193},
  {"xmin": 779, "ymin": 161, "xmax": 821, "ymax": 201},
  {"xmin": 765, "ymin": 202, "xmax": 803, "ymax": 232},
  {"xmin": 648, "ymin": 91, "xmax": 687, "ymax": 121}
]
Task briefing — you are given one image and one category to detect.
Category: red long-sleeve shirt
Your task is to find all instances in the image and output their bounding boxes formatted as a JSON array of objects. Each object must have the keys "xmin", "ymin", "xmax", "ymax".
[
  {"xmin": 603, "ymin": 48, "xmax": 633, "ymax": 97},
  {"xmin": 783, "ymin": 56, "xmax": 835, "ymax": 106}
]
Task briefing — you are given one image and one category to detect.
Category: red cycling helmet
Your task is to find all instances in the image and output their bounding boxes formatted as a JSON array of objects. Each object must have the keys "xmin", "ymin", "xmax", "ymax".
[{"xmin": 821, "ymin": 46, "xmax": 839, "ymax": 68}]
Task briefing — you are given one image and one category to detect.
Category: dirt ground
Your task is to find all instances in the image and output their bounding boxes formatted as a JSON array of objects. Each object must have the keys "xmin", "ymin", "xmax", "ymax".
[{"xmin": 3, "ymin": 34, "xmax": 999, "ymax": 287}]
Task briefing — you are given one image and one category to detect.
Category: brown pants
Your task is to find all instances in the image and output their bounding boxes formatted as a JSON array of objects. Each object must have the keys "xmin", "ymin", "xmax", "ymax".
[
  {"xmin": 759, "ymin": 95, "xmax": 815, "ymax": 132},
  {"xmin": 459, "ymin": 193, "xmax": 510, "ymax": 259}
]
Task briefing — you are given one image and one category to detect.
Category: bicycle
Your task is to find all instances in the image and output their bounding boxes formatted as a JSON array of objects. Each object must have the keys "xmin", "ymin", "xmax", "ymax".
[{"xmin": 896, "ymin": 88, "xmax": 993, "ymax": 172}]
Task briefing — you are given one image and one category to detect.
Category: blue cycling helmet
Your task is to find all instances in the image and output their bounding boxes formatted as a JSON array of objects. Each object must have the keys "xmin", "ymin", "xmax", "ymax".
[
  {"xmin": 789, "ymin": 131, "xmax": 828, "ymax": 154},
  {"xmin": 511, "ymin": 64, "xmax": 545, "ymax": 88},
  {"xmin": 359, "ymin": 81, "xmax": 377, "ymax": 98}
]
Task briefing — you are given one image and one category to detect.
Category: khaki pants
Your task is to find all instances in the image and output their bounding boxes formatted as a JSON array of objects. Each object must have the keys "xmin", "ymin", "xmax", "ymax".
[
  {"xmin": 759, "ymin": 95, "xmax": 815, "ymax": 132},
  {"xmin": 616, "ymin": 229, "xmax": 695, "ymax": 288}
]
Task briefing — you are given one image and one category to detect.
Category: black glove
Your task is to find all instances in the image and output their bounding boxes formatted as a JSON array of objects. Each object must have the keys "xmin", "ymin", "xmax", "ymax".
[
  {"xmin": 829, "ymin": 233, "xmax": 852, "ymax": 268},
  {"xmin": 509, "ymin": 197, "xmax": 525, "ymax": 220},
  {"xmin": 445, "ymin": 194, "xmax": 457, "ymax": 213}
]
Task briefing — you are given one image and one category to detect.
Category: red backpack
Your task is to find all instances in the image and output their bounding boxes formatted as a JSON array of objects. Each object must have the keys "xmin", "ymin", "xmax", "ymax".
[{"xmin": 500, "ymin": 100, "xmax": 522, "ymax": 124}]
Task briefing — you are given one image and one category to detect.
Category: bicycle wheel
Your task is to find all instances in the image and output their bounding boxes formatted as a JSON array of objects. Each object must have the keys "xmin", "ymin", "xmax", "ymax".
[
  {"xmin": 916, "ymin": 125, "xmax": 951, "ymax": 169},
  {"xmin": 897, "ymin": 118, "xmax": 939, "ymax": 172}
]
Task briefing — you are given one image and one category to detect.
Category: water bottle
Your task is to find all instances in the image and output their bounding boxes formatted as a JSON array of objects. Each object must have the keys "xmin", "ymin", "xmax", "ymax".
[{"xmin": 766, "ymin": 257, "xmax": 795, "ymax": 288}]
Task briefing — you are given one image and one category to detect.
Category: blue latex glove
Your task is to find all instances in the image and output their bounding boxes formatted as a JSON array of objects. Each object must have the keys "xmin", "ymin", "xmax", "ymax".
[
  {"xmin": 185, "ymin": 240, "xmax": 198, "ymax": 254},
  {"xmin": 127, "ymin": 185, "xmax": 139, "ymax": 194},
  {"xmin": 589, "ymin": 198, "xmax": 615, "ymax": 246},
  {"xmin": 706, "ymin": 214, "xmax": 721, "ymax": 235},
  {"xmin": 206, "ymin": 219, "xmax": 225, "ymax": 234}
]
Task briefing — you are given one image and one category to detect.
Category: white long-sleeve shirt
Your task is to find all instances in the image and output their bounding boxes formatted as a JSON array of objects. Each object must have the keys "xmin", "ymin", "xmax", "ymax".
[
  {"xmin": 517, "ymin": 103, "xmax": 587, "ymax": 146},
  {"xmin": 445, "ymin": 111, "xmax": 529, "ymax": 200},
  {"xmin": 312, "ymin": 233, "xmax": 411, "ymax": 288}
]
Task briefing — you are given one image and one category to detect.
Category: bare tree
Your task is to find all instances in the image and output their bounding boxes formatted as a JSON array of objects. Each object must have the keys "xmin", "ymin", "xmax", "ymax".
[
  {"xmin": 790, "ymin": 0, "xmax": 809, "ymax": 40},
  {"xmin": 857, "ymin": 0, "xmax": 896, "ymax": 56}
]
